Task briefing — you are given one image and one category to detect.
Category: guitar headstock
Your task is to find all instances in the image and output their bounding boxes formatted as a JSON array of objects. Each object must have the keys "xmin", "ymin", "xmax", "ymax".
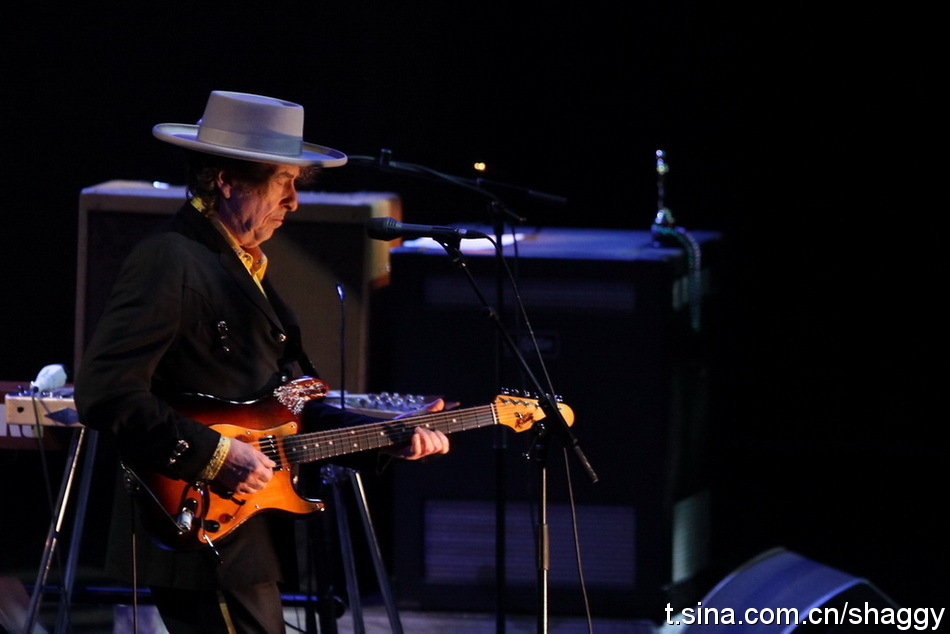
[{"xmin": 493, "ymin": 394, "xmax": 574, "ymax": 432}]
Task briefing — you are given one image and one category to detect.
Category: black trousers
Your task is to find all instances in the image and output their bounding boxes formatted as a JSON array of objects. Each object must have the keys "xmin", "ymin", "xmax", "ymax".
[{"xmin": 150, "ymin": 583, "xmax": 285, "ymax": 634}]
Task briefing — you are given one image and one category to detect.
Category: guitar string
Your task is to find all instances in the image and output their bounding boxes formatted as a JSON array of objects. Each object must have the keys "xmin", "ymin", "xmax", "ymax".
[{"xmin": 271, "ymin": 404, "xmax": 504, "ymax": 465}]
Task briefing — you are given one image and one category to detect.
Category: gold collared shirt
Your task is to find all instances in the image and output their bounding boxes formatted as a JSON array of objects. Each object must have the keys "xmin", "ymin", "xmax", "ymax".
[{"xmin": 192, "ymin": 199, "xmax": 268, "ymax": 294}]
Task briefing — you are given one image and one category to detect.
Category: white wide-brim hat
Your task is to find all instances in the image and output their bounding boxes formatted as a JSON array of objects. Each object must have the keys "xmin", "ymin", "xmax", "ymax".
[{"xmin": 152, "ymin": 91, "xmax": 347, "ymax": 167}]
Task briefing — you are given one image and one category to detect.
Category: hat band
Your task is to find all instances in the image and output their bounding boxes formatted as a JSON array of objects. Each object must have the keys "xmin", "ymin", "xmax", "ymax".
[{"xmin": 196, "ymin": 125, "xmax": 303, "ymax": 158}]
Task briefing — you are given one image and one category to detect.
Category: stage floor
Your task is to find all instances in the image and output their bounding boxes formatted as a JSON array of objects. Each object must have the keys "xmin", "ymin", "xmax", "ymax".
[{"xmin": 38, "ymin": 600, "xmax": 656, "ymax": 633}]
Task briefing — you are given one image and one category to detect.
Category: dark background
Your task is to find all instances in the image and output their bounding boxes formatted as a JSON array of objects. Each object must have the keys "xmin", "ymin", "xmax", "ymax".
[{"xmin": 3, "ymin": 1, "xmax": 944, "ymax": 615}]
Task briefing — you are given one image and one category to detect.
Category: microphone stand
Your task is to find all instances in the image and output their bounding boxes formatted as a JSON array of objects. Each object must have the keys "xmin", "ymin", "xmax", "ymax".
[
  {"xmin": 355, "ymin": 152, "xmax": 561, "ymax": 629},
  {"xmin": 353, "ymin": 151, "xmax": 583, "ymax": 630},
  {"xmin": 430, "ymin": 234, "xmax": 598, "ymax": 633},
  {"xmin": 346, "ymin": 154, "xmax": 551, "ymax": 225}
]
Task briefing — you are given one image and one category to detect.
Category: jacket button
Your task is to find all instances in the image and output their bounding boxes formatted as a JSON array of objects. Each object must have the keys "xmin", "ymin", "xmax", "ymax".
[{"xmin": 276, "ymin": 333, "xmax": 287, "ymax": 342}]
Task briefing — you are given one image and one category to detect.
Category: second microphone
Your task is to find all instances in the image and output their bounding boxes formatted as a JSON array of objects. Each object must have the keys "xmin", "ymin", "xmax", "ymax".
[{"xmin": 365, "ymin": 217, "xmax": 489, "ymax": 242}]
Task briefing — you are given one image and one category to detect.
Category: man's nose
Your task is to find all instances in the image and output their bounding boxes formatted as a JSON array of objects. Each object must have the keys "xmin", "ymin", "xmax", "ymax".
[{"xmin": 284, "ymin": 187, "xmax": 299, "ymax": 211}]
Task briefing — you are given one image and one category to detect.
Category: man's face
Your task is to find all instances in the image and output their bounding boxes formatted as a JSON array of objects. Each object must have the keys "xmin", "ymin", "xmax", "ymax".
[{"xmin": 218, "ymin": 164, "xmax": 302, "ymax": 248}]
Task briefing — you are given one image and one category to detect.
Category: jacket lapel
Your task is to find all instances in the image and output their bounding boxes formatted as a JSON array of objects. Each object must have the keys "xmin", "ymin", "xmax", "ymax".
[{"xmin": 175, "ymin": 204, "xmax": 285, "ymax": 329}]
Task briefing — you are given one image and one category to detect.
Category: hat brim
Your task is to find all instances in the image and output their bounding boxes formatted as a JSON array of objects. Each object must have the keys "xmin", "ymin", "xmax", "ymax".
[{"xmin": 152, "ymin": 123, "xmax": 348, "ymax": 167}]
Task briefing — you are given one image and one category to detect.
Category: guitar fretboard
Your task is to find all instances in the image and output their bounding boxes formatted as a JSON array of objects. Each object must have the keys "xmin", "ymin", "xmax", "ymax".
[{"xmin": 278, "ymin": 403, "xmax": 498, "ymax": 464}]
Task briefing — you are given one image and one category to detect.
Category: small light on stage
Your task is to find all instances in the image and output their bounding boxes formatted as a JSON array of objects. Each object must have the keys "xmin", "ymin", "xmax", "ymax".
[{"xmin": 473, "ymin": 161, "xmax": 487, "ymax": 172}]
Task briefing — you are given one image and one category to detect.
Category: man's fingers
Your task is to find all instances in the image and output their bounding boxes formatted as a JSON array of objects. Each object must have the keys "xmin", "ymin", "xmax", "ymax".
[
  {"xmin": 408, "ymin": 427, "xmax": 450, "ymax": 458},
  {"xmin": 219, "ymin": 440, "xmax": 275, "ymax": 492}
]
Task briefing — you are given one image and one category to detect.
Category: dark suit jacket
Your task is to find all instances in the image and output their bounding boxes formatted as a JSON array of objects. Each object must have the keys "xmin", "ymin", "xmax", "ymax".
[{"xmin": 75, "ymin": 202, "xmax": 349, "ymax": 590}]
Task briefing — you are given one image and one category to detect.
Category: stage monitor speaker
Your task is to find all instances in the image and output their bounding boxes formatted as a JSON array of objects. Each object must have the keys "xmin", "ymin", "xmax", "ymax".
[
  {"xmin": 75, "ymin": 180, "xmax": 400, "ymax": 393},
  {"xmin": 377, "ymin": 227, "xmax": 722, "ymax": 619},
  {"xmin": 680, "ymin": 548, "xmax": 901, "ymax": 633}
]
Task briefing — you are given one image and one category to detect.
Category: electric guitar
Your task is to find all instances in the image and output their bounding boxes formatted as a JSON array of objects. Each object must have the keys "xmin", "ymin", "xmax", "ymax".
[{"xmin": 130, "ymin": 377, "xmax": 574, "ymax": 551}]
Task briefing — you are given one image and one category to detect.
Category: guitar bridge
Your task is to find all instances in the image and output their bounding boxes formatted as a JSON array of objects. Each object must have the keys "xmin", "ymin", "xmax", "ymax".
[{"xmin": 211, "ymin": 483, "xmax": 246, "ymax": 505}]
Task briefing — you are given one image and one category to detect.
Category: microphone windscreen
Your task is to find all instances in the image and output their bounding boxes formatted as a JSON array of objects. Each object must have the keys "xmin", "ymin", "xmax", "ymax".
[{"xmin": 365, "ymin": 217, "xmax": 399, "ymax": 240}]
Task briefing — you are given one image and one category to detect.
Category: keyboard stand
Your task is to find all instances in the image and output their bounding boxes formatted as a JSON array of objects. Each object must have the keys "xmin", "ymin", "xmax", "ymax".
[
  {"xmin": 321, "ymin": 464, "xmax": 403, "ymax": 634},
  {"xmin": 24, "ymin": 425, "xmax": 97, "ymax": 634}
]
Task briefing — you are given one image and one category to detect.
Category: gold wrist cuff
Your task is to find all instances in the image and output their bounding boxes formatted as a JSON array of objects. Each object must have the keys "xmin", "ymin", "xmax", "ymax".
[{"xmin": 198, "ymin": 436, "xmax": 231, "ymax": 482}]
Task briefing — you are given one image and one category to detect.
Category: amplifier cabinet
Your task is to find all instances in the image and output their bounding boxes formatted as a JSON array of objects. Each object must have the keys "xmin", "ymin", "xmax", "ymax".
[
  {"xmin": 377, "ymin": 227, "xmax": 722, "ymax": 619},
  {"xmin": 76, "ymin": 180, "xmax": 401, "ymax": 393}
]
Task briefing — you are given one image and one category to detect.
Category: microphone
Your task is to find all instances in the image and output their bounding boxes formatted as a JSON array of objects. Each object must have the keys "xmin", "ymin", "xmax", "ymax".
[{"xmin": 366, "ymin": 217, "xmax": 488, "ymax": 241}]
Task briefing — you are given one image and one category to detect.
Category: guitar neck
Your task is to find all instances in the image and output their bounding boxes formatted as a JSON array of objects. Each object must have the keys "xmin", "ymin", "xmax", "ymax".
[{"xmin": 283, "ymin": 403, "xmax": 498, "ymax": 465}]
